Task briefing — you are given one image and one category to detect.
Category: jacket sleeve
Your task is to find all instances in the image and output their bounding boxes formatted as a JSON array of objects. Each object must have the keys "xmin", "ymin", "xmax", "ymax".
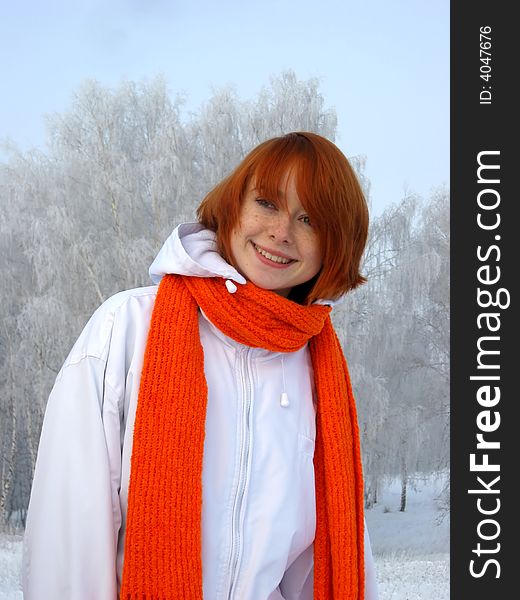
[
  {"xmin": 364, "ymin": 520, "xmax": 380, "ymax": 600},
  {"xmin": 22, "ymin": 311, "xmax": 123, "ymax": 599},
  {"xmin": 278, "ymin": 519, "xmax": 380, "ymax": 599}
]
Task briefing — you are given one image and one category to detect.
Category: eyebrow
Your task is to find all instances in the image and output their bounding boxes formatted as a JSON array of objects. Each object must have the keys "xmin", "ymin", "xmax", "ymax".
[{"xmin": 251, "ymin": 186, "xmax": 287, "ymax": 197}]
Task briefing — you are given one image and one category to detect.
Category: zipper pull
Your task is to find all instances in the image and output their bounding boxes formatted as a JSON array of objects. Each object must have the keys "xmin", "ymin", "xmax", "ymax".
[{"xmin": 280, "ymin": 356, "xmax": 289, "ymax": 407}]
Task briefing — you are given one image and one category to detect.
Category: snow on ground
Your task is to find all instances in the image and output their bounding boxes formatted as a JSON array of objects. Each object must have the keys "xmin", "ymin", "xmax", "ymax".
[
  {"xmin": 367, "ymin": 471, "xmax": 449, "ymax": 555},
  {"xmin": 366, "ymin": 471, "xmax": 450, "ymax": 599},
  {"xmin": 1, "ymin": 473, "xmax": 449, "ymax": 599},
  {"xmin": 0, "ymin": 534, "xmax": 22, "ymax": 600},
  {"xmin": 374, "ymin": 552, "xmax": 449, "ymax": 600}
]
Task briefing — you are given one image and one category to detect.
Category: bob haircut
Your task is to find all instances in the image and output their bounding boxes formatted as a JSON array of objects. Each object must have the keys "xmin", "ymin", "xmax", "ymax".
[{"xmin": 197, "ymin": 131, "xmax": 369, "ymax": 305}]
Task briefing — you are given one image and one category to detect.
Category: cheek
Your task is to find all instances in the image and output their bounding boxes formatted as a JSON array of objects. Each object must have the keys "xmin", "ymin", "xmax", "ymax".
[
  {"xmin": 236, "ymin": 217, "xmax": 262, "ymax": 245},
  {"xmin": 302, "ymin": 234, "xmax": 322, "ymax": 267},
  {"xmin": 230, "ymin": 221, "xmax": 252, "ymax": 262},
  {"xmin": 309, "ymin": 255, "xmax": 323, "ymax": 277},
  {"xmin": 314, "ymin": 244, "xmax": 323, "ymax": 267}
]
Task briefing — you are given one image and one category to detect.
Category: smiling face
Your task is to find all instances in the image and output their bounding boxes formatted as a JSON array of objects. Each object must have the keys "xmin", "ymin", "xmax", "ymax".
[{"xmin": 229, "ymin": 173, "xmax": 323, "ymax": 298}]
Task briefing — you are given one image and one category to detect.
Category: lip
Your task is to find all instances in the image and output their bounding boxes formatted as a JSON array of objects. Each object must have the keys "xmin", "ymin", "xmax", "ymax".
[{"xmin": 251, "ymin": 242, "xmax": 297, "ymax": 269}]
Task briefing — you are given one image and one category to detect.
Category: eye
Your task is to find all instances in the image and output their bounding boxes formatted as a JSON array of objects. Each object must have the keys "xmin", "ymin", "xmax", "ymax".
[
  {"xmin": 256, "ymin": 198, "xmax": 277, "ymax": 210},
  {"xmin": 300, "ymin": 215, "xmax": 312, "ymax": 226}
]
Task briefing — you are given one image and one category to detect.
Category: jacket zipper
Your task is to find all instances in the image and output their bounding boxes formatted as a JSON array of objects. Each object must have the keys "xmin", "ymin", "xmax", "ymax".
[{"xmin": 226, "ymin": 347, "xmax": 253, "ymax": 599}]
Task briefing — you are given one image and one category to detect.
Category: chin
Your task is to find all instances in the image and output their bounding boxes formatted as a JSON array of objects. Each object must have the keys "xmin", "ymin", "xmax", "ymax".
[{"xmin": 258, "ymin": 281, "xmax": 292, "ymax": 297}]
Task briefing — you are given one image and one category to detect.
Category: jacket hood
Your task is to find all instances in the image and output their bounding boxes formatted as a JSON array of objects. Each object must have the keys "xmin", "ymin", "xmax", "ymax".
[
  {"xmin": 149, "ymin": 222, "xmax": 247, "ymax": 286},
  {"xmin": 149, "ymin": 222, "xmax": 341, "ymax": 307}
]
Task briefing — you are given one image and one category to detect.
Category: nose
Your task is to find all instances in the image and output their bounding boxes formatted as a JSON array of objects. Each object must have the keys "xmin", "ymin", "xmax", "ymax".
[{"xmin": 269, "ymin": 212, "xmax": 293, "ymax": 243}]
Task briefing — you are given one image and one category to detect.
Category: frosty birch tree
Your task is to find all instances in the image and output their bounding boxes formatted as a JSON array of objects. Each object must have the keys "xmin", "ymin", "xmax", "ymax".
[
  {"xmin": 338, "ymin": 187, "xmax": 449, "ymax": 510},
  {"xmin": 0, "ymin": 71, "xmax": 349, "ymax": 528},
  {"xmin": 1, "ymin": 70, "xmax": 449, "ymax": 527}
]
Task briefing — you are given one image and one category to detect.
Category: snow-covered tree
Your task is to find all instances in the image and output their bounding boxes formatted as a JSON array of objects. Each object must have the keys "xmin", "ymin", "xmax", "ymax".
[
  {"xmin": 337, "ymin": 187, "xmax": 449, "ymax": 510},
  {"xmin": 0, "ymin": 71, "xmax": 449, "ymax": 526},
  {"xmin": 0, "ymin": 71, "xmax": 346, "ymax": 527}
]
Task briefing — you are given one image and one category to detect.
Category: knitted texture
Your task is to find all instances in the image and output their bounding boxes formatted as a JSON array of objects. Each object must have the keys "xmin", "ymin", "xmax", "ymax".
[{"xmin": 120, "ymin": 274, "xmax": 365, "ymax": 599}]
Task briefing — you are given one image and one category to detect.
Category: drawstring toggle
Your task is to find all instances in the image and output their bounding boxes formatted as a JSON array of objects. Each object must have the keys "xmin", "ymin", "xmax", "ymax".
[{"xmin": 225, "ymin": 280, "xmax": 237, "ymax": 294}]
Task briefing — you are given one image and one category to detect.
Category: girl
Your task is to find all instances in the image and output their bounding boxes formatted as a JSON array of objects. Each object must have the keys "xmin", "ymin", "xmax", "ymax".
[{"xmin": 23, "ymin": 132, "xmax": 379, "ymax": 599}]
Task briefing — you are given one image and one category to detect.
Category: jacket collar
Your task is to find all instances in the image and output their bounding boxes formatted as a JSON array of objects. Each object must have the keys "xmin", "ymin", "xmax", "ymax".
[{"xmin": 149, "ymin": 222, "xmax": 342, "ymax": 307}]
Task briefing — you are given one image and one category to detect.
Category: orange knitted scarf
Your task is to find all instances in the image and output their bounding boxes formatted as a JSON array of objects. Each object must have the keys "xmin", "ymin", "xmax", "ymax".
[{"xmin": 120, "ymin": 274, "xmax": 365, "ymax": 599}]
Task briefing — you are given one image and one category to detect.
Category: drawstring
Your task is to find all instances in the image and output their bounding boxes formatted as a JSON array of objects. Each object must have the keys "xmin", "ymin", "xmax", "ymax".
[{"xmin": 280, "ymin": 356, "xmax": 289, "ymax": 407}]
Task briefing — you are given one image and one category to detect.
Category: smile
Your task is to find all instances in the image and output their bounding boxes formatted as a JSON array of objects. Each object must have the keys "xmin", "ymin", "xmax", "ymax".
[{"xmin": 252, "ymin": 242, "xmax": 296, "ymax": 265}]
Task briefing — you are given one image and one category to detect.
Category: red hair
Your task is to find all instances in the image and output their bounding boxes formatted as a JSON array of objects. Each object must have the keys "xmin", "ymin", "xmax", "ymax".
[{"xmin": 197, "ymin": 132, "xmax": 369, "ymax": 304}]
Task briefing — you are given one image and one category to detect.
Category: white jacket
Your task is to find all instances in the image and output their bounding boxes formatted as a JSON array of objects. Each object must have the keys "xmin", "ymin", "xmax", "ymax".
[{"xmin": 22, "ymin": 223, "xmax": 379, "ymax": 600}]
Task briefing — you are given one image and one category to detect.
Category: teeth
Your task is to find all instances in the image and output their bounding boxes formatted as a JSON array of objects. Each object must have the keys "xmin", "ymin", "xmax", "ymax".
[{"xmin": 254, "ymin": 243, "xmax": 292, "ymax": 264}]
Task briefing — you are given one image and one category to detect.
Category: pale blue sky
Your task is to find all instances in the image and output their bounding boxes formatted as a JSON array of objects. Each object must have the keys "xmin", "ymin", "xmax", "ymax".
[{"xmin": 1, "ymin": 0, "xmax": 449, "ymax": 215}]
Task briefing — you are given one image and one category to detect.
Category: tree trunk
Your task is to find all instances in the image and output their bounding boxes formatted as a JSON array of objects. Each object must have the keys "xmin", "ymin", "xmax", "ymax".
[
  {"xmin": 364, "ymin": 479, "xmax": 379, "ymax": 509},
  {"xmin": 399, "ymin": 453, "xmax": 408, "ymax": 512}
]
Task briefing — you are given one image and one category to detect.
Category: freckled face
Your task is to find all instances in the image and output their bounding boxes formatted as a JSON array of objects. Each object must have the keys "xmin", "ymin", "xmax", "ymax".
[{"xmin": 229, "ymin": 174, "xmax": 322, "ymax": 298}]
